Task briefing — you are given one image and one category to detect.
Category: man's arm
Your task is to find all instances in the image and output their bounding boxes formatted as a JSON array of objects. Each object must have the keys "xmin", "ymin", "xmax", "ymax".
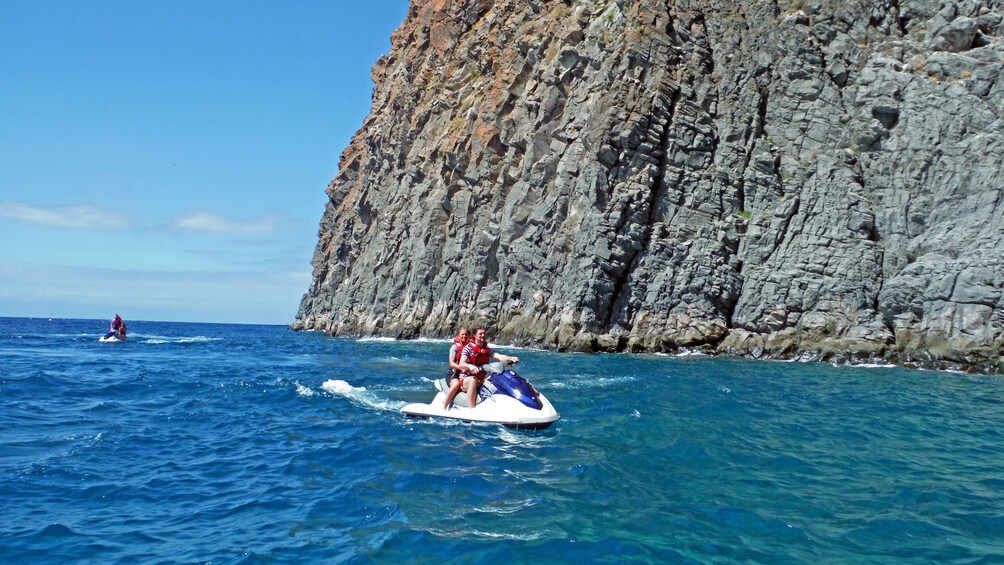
[
  {"xmin": 492, "ymin": 352, "xmax": 519, "ymax": 365},
  {"xmin": 458, "ymin": 353, "xmax": 481, "ymax": 375}
]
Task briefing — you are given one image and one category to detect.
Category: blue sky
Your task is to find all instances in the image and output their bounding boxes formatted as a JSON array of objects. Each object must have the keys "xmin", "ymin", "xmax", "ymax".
[{"xmin": 0, "ymin": 1, "xmax": 409, "ymax": 324}]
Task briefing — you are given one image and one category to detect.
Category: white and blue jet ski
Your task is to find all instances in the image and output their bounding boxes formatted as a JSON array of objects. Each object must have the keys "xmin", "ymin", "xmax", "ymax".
[
  {"xmin": 401, "ymin": 364, "xmax": 559, "ymax": 429},
  {"xmin": 99, "ymin": 332, "xmax": 125, "ymax": 343}
]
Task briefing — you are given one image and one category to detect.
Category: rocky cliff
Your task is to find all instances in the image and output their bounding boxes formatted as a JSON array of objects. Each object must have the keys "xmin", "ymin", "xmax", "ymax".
[{"xmin": 293, "ymin": 0, "xmax": 1004, "ymax": 374}]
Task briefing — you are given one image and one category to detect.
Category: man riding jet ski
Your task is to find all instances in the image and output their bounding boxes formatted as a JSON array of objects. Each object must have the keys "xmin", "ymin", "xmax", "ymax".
[{"xmin": 444, "ymin": 327, "xmax": 519, "ymax": 410}]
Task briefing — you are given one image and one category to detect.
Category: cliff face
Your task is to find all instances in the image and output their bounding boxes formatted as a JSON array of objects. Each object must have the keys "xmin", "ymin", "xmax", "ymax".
[{"xmin": 294, "ymin": 0, "xmax": 1004, "ymax": 373}]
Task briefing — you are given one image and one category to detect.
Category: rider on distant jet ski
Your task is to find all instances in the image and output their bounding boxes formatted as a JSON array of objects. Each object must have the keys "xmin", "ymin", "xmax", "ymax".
[{"xmin": 105, "ymin": 314, "xmax": 127, "ymax": 340}]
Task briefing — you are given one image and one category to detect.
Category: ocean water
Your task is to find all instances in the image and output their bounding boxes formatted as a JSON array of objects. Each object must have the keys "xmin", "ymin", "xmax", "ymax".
[{"xmin": 2, "ymin": 317, "xmax": 1003, "ymax": 564}]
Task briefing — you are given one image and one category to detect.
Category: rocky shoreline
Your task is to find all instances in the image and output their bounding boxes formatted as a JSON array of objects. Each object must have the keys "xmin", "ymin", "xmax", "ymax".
[{"xmin": 294, "ymin": 0, "xmax": 1003, "ymax": 375}]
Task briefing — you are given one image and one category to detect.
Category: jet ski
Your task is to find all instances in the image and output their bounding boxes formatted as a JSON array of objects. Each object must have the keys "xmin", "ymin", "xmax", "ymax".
[
  {"xmin": 99, "ymin": 331, "xmax": 126, "ymax": 342},
  {"xmin": 401, "ymin": 364, "xmax": 559, "ymax": 429}
]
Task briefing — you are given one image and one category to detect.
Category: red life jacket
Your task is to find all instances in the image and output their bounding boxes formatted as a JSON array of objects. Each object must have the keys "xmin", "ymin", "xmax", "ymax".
[
  {"xmin": 451, "ymin": 337, "xmax": 467, "ymax": 364},
  {"xmin": 464, "ymin": 341, "xmax": 492, "ymax": 366}
]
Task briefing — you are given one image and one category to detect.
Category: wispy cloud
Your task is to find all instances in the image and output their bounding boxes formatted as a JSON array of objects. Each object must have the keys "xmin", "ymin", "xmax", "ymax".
[
  {"xmin": 170, "ymin": 211, "xmax": 278, "ymax": 235},
  {"xmin": 0, "ymin": 261, "xmax": 304, "ymax": 324},
  {"xmin": 0, "ymin": 201, "xmax": 127, "ymax": 230},
  {"xmin": 182, "ymin": 241, "xmax": 312, "ymax": 270}
]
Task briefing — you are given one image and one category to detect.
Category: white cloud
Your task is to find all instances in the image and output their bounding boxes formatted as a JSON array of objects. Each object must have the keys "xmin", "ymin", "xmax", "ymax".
[
  {"xmin": 170, "ymin": 210, "xmax": 278, "ymax": 235},
  {"xmin": 0, "ymin": 201, "xmax": 127, "ymax": 230}
]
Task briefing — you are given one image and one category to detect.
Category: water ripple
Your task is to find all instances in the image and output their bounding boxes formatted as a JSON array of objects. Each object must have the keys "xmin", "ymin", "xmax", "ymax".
[{"xmin": 3, "ymin": 318, "xmax": 1004, "ymax": 562}]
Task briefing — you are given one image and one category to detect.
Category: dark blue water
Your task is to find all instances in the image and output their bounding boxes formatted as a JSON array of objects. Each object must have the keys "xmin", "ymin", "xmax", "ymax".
[{"xmin": 2, "ymin": 317, "xmax": 1003, "ymax": 563}]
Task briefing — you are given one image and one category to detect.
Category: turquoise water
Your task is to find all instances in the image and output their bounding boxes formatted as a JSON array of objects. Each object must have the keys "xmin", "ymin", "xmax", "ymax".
[{"xmin": 2, "ymin": 317, "xmax": 1003, "ymax": 563}]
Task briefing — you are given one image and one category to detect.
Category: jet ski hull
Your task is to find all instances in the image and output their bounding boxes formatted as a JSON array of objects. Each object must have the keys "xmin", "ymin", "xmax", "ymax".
[{"xmin": 401, "ymin": 377, "xmax": 559, "ymax": 429}]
